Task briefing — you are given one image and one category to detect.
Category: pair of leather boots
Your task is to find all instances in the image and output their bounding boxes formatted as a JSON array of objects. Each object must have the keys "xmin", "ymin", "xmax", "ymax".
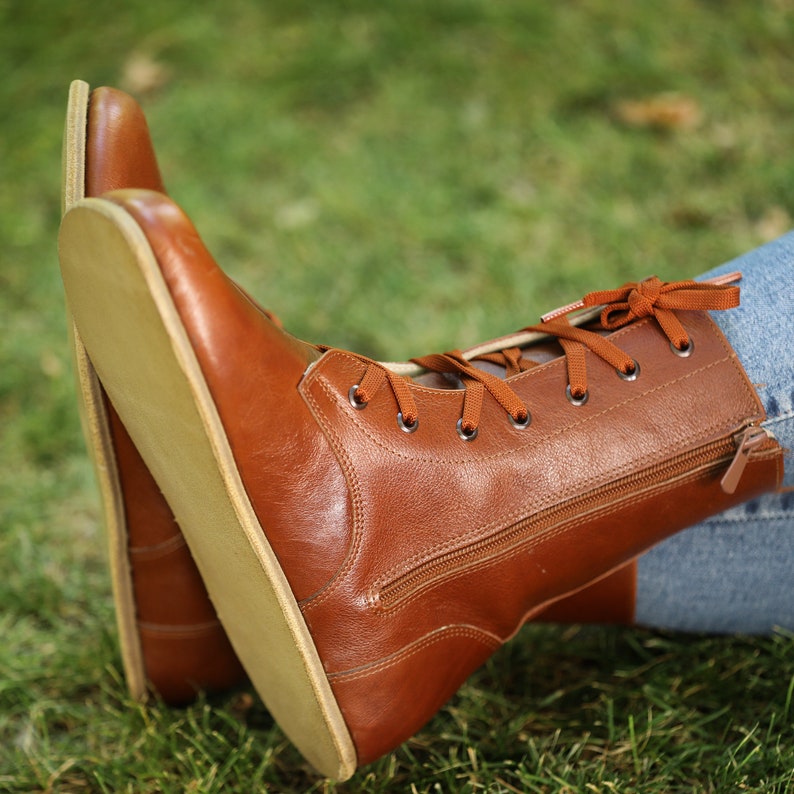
[{"xmin": 59, "ymin": 81, "xmax": 783, "ymax": 779}]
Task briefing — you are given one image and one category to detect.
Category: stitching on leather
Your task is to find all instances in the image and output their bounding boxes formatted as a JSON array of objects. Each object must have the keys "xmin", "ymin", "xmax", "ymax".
[
  {"xmin": 326, "ymin": 625, "xmax": 500, "ymax": 682},
  {"xmin": 300, "ymin": 315, "xmax": 775, "ymax": 609},
  {"xmin": 313, "ymin": 345, "xmax": 741, "ymax": 467},
  {"xmin": 376, "ymin": 461, "xmax": 744, "ymax": 613},
  {"xmin": 380, "ymin": 467, "xmax": 710, "ymax": 612},
  {"xmin": 298, "ymin": 382, "xmax": 366, "ymax": 612},
  {"xmin": 376, "ymin": 428, "xmax": 783, "ymax": 590},
  {"xmin": 372, "ymin": 399, "xmax": 751, "ymax": 587},
  {"xmin": 312, "ymin": 352, "xmax": 755, "ymax": 588}
]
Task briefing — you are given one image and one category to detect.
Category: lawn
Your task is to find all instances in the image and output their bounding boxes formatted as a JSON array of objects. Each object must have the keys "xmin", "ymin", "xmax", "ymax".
[{"xmin": 1, "ymin": 1, "xmax": 793, "ymax": 791}]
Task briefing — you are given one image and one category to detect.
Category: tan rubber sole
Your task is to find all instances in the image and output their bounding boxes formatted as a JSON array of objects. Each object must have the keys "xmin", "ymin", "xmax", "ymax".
[
  {"xmin": 58, "ymin": 198, "xmax": 357, "ymax": 780},
  {"xmin": 61, "ymin": 79, "xmax": 148, "ymax": 700}
]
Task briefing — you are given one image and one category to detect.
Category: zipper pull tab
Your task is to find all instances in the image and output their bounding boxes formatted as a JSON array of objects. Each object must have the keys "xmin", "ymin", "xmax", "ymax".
[{"xmin": 721, "ymin": 426, "xmax": 768, "ymax": 494}]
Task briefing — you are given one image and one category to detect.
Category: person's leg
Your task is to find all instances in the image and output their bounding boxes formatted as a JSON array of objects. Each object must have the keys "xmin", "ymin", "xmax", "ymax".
[{"xmin": 635, "ymin": 231, "xmax": 794, "ymax": 633}]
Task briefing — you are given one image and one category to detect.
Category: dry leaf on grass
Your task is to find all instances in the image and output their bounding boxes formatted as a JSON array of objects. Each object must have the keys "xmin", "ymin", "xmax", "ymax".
[
  {"xmin": 120, "ymin": 51, "xmax": 170, "ymax": 96},
  {"xmin": 614, "ymin": 93, "xmax": 702, "ymax": 131}
]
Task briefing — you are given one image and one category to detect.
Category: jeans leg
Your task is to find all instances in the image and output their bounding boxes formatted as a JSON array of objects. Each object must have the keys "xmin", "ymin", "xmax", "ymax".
[{"xmin": 634, "ymin": 230, "xmax": 794, "ymax": 634}]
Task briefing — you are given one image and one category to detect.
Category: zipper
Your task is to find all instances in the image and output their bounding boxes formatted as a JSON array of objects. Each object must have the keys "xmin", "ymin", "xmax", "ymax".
[
  {"xmin": 377, "ymin": 423, "xmax": 770, "ymax": 609},
  {"xmin": 720, "ymin": 425, "xmax": 770, "ymax": 494}
]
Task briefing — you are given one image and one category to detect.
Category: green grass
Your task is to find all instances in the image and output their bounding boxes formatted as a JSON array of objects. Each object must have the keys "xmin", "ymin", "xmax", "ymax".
[{"xmin": 2, "ymin": 1, "xmax": 794, "ymax": 791}]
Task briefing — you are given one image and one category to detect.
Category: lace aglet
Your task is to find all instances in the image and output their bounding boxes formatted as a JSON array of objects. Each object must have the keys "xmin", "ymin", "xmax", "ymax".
[
  {"xmin": 703, "ymin": 271, "xmax": 742, "ymax": 288},
  {"xmin": 541, "ymin": 299, "xmax": 585, "ymax": 323}
]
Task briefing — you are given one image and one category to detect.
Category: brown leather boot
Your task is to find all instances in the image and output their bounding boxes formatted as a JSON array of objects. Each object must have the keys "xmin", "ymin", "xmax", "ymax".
[
  {"xmin": 63, "ymin": 80, "xmax": 245, "ymax": 703},
  {"xmin": 59, "ymin": 189, "xmax": 782, "ymax": 777},
  {"xmin": 62, "ymin": 78, "xmax": 638, "ymax": 707}
]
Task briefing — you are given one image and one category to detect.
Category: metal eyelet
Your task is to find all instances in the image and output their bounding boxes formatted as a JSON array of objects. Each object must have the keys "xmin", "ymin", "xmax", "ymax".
[
  {"xmin": 670, "ymin": 338, "xmax": 694, "ymax": 358},
  {"xmin": 566, "ymin": 385, "xmax": 589, "ymax": 406},
  {"xmin": 616, "ymin": 359, "xmax": 641, "ymax": 382},
  {"xmin": 397, "ymin": 413, "xmax": 418, "ymax": 434},
  {"xmin": 348, "ymin": 384, "xmax": 367, "ymax": 409},
  {"xmin": 509, "ymin": 410, "xmax": 531, "ymax": 429},
  {"xmin": 456, "ymin": 418, "xmax": 478, "ymax": 441}
]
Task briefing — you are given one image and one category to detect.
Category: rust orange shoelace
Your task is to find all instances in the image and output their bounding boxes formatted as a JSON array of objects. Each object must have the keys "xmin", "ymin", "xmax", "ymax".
[{"xmin": 349, "ymin": 275, "xmax": 741, "ymax": 437}]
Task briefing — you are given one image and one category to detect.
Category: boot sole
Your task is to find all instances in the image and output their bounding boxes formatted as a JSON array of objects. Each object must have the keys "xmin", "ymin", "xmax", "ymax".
[
  {"xmin": 62, "ymin": 79, "xmax": 148, "ymax": 700},
  {"xmin": 59, "ymin": 198, "xmax": 357, "ymax": 780}
]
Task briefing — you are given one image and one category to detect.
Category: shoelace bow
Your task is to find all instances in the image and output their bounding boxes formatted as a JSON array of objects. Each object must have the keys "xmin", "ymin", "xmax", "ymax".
[{"xmin": 349, "ymin": 275, "xmax": 740, "ymax": 435}]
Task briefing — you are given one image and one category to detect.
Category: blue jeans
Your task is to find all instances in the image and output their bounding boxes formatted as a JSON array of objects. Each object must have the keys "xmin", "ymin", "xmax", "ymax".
[{"xmin": 635, "ymin": 231, "xmax": 794, "ymax": 634}]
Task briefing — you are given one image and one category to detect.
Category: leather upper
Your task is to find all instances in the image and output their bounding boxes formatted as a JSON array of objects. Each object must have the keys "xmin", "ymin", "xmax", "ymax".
[
  {"xmin": 81, "ymin": 85, "xmax": 638, "ymax": 709},
  {"xmin": 536, "ymin": 559, "xmax": 636, "ymax": 624},
  {"xmin": 105, "ymin": 189, "xmax": 783, "ymax": 764}
]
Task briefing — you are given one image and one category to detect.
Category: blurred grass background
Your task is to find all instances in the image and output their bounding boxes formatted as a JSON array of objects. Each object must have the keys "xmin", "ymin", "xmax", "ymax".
[{"xmin": 1, "ymin": 1, "xmax": 793, "ymax": 791}]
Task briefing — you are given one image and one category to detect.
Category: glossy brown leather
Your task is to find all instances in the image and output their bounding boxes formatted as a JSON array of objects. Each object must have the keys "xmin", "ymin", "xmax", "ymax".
[
  {"xmin": 86, "ymin": 88, "xmax": 165, "ymax": 197},
  {"xmin": 106, "ymin": 190, "xmax": 783, "ymax": 766},
  {"xmin": 536, "ymin": 559, "xmax": 636, "ymax": 625},
  {"xmin": 84, "ymin": 87, "xmax": 245, "ymax": 702},
  {"xmin": 82, "ymin": 86, "xmax": 633, "ymax": 707}
]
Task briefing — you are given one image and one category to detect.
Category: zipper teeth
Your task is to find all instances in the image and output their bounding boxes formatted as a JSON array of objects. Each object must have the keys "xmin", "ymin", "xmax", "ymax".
[{"xmin": 379, "ymin": 435, "xmax": 736, "ymax": 607}]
